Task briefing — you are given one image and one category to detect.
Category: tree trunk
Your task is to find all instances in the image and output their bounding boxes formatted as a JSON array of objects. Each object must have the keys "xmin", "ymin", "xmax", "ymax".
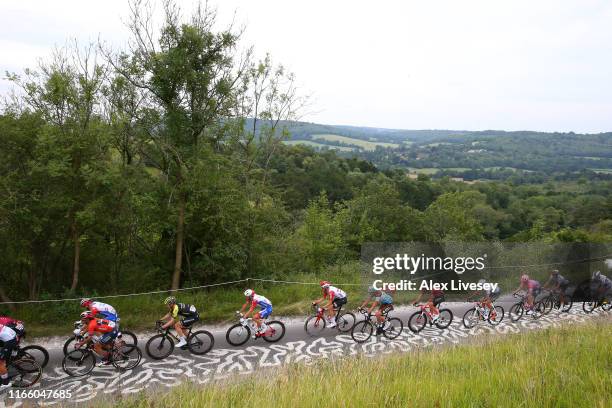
[
  {"xmin": 70, "ymin": 220, "xmax": 80, "ymax": 292},
  {"xmin": 171, "ymin": 192, "xmax": 186, "ymax": 290}
]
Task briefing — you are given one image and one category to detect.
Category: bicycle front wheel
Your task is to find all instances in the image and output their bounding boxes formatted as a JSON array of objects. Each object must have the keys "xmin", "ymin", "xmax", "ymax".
[
  {"xmin": 336, "ymin": 312, "xmax": 356, "ymax": 333},
  {"xmin": 226, "ymin": 324, "xmax": 250, "ymax": 346},
  {"xmin": 383, "ymin": 317, "xmax": 403, "ymax": 339},
  {"xmin": 10, "ymin": 358, "xmax": 41, "ymax": 388},
  {"xmin": 145, "ymin": 334, "xmax": 174, "ymax": 360},
  {"xmin": 601, "ymin": 298, "xmax": 611, "ymax": 311},
  {"xmin": 488, "ymin": 306, "xmax": 504, "ymax": 325},
  {"xmin": 262, "ymin": 321, "xmax": 285, "ymax": 343},
  {"xmin": 560, "ymin": 296, "xmax": 573, "ymax": 312},
  {"xmin": 408, "ymin": 311, "xmax": 427, "ymax": 333},
  {"xmin": 509, "ymin": 303, "xmax": 523, "ymax": 322},
  {"xmin": 462, "ymin": 308, "xmax": 479, "ymax": 329},
  {"xmin": 188, "ymin": 330, "xmax": 215, "ymax": 355},
  {"xmin": 112, "ymin": 344, "xmax": 142, "ymax": 371},
  {"xmin": 19, "ymin": 345, "xmax": 49, "ymax": 369},
  {"xmin": 304, "ymin": 315, "xmax": 326, "ymax": 336},
  {"xmin": 351, "ymin": 320, "xmax": 374, "ymax": 343},
  {"xmin": 582, "ymin": 301, "xmax": 596, "ymax": 314},
  {"xmin": 62, "ymin": 349, "xmax": 95, "ymax": 377},
  {"xmin": 435, "ymin": 309, "xmax": 453, "ymax": 329}
]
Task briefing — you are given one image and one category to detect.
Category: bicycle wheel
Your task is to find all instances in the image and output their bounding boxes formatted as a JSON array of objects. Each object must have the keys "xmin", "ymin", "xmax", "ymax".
[
  {"xmin": 336, "ymin": 312, "xmax": 356, "ymax": 333},
  {"xmin": 226, "ymin": 324, "xmax": 250, "ymax": 346},
  {"xmin": 435, "ymin": 309, "xmax": 453, "ymax": 329},
  {"xmin": 62, "ymin": 349, "xmax": 95, "ymax": 377},
  {"xmin": 9, "ymin": 358, "xmax": 41, "ymax": 388},
  {"xmin": 117, "ymin": 330, "xmax": 138, "ymax": 346},
  {"xmin": 582, "ymin": 301, "xmax": 596, "ymax": 313},
  {"xmin": 462, "ymin": 308, "xmax": 479, "ymax": 329},
  {"xmin": 19, "ymin": 345, "xmax": 49, "ymax": 369},
  {"xmin": 383, "ymin": 317, "xmax": 403, "ymax": 340},
  {"xmin": 560, "ymin": 296, "xmax": 573, "ymax": 312},
  {"xmin": 63, "ymin": 335, "xmax": 77, "ymax": 357},
  {"xmin": 304, "ymin": 315, "xmax": 326, "ymax": 336},
  {"xmin": 145, "ymin": 334, "xmax": 174, "ymax": 360},
  {"xmin": 188, "ymin": 330, "xmax": 215, "ymax": 355},
  {"xmin": 111, "ymin": 344, "xmax": 142, "ymax": 371},
  {"xmin": 408, "ymin": 311, "xmax": 427, "ymax": 333},
  {"xmin": 488, "ymin": 306, "xmax": 504, "ymax": 325},
  {"xmin": 509, "ymin": 303, "xmax": 524, "ymax": 322},
  {"xmin": 601, "ymin": 298, "xmax": 611, "ymax": 311},
  {"xmin": 532, "ymin": 301, "xmax": 545, "ymax": 319},
  {"xmin": 543, "ymin": 297, "xmax": 554, "ymax": 314},
  {"xmin": 351, "ymin": 320, "xmax": 374, "ymax": 343},
  {"xmin": 262, "ymin": 321, "xmax": 285, "ymax": 343}
]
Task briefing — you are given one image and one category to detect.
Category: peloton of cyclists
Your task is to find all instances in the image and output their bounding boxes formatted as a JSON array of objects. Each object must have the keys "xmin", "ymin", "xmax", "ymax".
[
  {"xmin": 513, "ymin": 274, "xmax": 541, "ymax": 315},
  {"xmin": 240, "ymin": 289, "xmax": 273, "ymax": 338},
  {"xmin": 159, "ymin": 297, "xmax": 200, "ymax": 348},
  {"xmin": 360, "ymin": 286, "xmax": 393, "ymax": 333},
  {"xmin": 312, "ymin": 281, "xmax": 348, "ymax": 328},
  {"xmin": 412, "ymin": 287, "xmax": 444, "ymax": 322}
]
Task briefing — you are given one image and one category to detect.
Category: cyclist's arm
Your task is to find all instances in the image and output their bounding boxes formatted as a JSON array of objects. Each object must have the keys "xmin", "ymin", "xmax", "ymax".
[
  {"xmin": 359, "ymin": 298, "xmax": 371, "ymax": 309},
  {"xmin": 324, "ymin": 292, "xmax": 334, "ymax": 308},
  {"xmin": 368, "ymin": 300, "xmax": 378, "ymax": 314},
  {"xmin": 243, "ymin": 301, "xmax": 256, "ymax": 318},
  {"xmin": 312, "ymin": 296, "xmax": 325, "ymax": 305}
]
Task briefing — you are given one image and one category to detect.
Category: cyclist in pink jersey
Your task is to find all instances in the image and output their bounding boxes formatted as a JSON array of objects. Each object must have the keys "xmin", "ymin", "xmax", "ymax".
[{"xmin": 513, "ymin": 274, "xmax": 541, "ymax": 314}]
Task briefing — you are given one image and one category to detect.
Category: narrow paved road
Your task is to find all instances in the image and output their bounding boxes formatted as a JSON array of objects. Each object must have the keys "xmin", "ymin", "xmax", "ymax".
[{"xmin": 1, "ymin": 298, "xmax": 610, "ymax": 407}]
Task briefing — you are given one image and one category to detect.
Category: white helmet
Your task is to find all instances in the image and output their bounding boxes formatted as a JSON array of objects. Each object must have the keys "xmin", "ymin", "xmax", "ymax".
[
  {"xmin": 478, "ymin": 278, "xmax": 486, "ymax": 285},
  {"xmin": 592, "ymin": 271, "xmax": 601, "ymax": 280},
  {"xmin": 244, "ymin": 289, "xmax": 254, "ymax": 298}
]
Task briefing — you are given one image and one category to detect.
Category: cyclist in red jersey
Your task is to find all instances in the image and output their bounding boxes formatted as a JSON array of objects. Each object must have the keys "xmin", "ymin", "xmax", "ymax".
[
  {"xmin": 74, "ymin": 311, "xmax": 118, "ymax": 365},
  {"xmin": 513, "ymin": 274, "xmax": 541, "ymax": 314},
  {"xmin": 412, "ymin": 287, "xmax": 445, "ymax": 321}
]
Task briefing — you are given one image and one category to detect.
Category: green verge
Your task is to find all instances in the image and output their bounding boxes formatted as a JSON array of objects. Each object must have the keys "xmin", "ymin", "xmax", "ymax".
[{"xmin": 114, "ymin": 321, "xmax": 611, "ymax": 408}]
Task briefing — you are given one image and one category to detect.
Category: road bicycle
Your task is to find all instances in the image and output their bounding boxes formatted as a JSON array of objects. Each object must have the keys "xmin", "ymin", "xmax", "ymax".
[
  {"xmin": 61, "ymin": 335, "xmax": 142, "ymax": 377},
  {"xmin": 225, "ymin": 312, "xmax": 285, "ymax": 346},
  {"xmin": 145, "ymin": 321, "xmax": 214, "ymax": 359},
  {"xmin": 407, "ymin": 303, "xmax": 453, "ymax": 333},
  {"xmin": 4, "ymin": 355, "xmax": 42, "ymax": 388},
  {"xmin": 540, "ymin": 288, "xmax": 573, "ymax": 314},
  {"xmin": 304, "ymin": 303, "xmax": 356, "ymax": 336},
  {"xmin": 582, "ymin": 295, "xmax": 611, "ymax": 313},
  {"xmin": 462, "ymin": 300, "xmax": 504, "ymax": 328},
  {"xmin": 351, "ymin": 306, "xmax": 403, "ymax": 343},
  {"xmin": 63, "ymin": 320, "xmax": 138, "ymax": 357},
  {"xmin": 509, "ymin": 293, "xmax": 545, "ymax": 322}
]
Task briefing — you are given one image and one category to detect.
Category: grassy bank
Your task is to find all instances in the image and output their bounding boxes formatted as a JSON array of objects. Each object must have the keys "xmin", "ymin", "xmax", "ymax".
[{"xmin": 114, "ymin": 321, "xmax": 611, "ymax": 408}]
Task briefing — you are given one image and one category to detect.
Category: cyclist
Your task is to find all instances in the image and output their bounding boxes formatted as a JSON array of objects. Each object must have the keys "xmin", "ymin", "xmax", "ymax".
[
  {"xmin": 240, "ymin": 289, "xmax": 273, "ymax": 337},
  {"xmin": 0, "ymin": 317, "xmax": 25, "ymax": 342},
  {"xmin": 159, "ymin": 296, "xmax": 199, "ymax": 348},
  {"xmin": 74, "ymin": 311, "xmax": 118, "ymax": 366},
  {"xmin": 80, "ymin": 298, "xmax": 118, "ymax": 322},
  {"xmin": 513, "ymin": 274, "xmax": 541, "ymax": 315},
  {"xmin": 467, "ymin": 279, "xmax": 501, "ymax": 320},
  {"xmin": 312, "ymin": 281, "xmax": 348, "ymax": 328},
  {"xmin": 0, "ymin": 323, "xmax": 18, "ymax": 392},
  {"xmin": 591, "ymin": 271, "xmax": 612, "ymax": 301},
  {"xmin": 543, "ymin": 270, "xmax": 570, "ymax": 305},
  {"xmin": 412, "ymin": 287, "xmax": 444, "ymax": 322},
  {"xmin": 360, "ymin": 286, "xmax": 393, "ymax": 332}
]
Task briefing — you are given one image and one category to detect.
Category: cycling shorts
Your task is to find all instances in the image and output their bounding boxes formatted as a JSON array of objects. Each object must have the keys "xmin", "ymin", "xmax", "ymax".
[
  {"xmin": 332, "ymin": 296, "xmax": 348, "ymax": 309},
  {"xmin": 99, "ymin": 330, "xmax": 119, "ymax": 345},
  {"xmin": 257, "ymin": 306, "xmax": 273, "ymax": 319},
  {"xmin": 433, "ymin": 295, "xmax": 445, "ymax": 307},
  {"xmin": 180, "ymin": 313, "xmax": 200, "ymax": 328},
  {"xmin": 0, "ymin": 338, "xmax": 17, "ymax": 360}
]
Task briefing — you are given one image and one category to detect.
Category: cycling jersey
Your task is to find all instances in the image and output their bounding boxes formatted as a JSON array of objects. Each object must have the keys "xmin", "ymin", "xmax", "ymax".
[
  {"xmin": 375, "ymin": 292, "xmax": 393, "ymax": 305},
  {"xmin": 597, "ymin": 275, "xmax": 612, "ymax": 289},
  {"xmin": 551, "ymin": 275, "xmax": 570, "ymax": 286},
  {"xmin": 527, "ymin": 280, "xmax": 540, "ymax": 291},
  {"xmin": 87, "ymin": 318, "xmax": 116, "ymax": 336},
  {"xmin": 251, "ymin": 295, "xmax": 273, "ymax": 319},
  {"xmin": 89, "ymin": 302, "xmax": 118, "ymax": 321},
  {"xmin": 170, "ymin": 303, "xmax": 198, "ymax": 319},
  {"xmin": 0, "ymin": 324, "xmax": 17, "ymax": 343},
  {"xmin": 325, "ymin": 286, "xmax": 347, "ymax": 300}
]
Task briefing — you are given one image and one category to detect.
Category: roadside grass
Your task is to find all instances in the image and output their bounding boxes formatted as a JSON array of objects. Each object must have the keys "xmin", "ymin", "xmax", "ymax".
[{"xmin": 114, "ymin": 321, "xmax": 611, "ymax": 408}]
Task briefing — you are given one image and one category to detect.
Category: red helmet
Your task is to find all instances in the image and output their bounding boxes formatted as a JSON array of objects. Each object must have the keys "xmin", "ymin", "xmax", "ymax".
[
  {"xmin": 80, "ymin": 298, "xmax": 92, "ymax": 307},
  {"xmin": 520, "ymin": 274, "xmax": 529, "ymax": 283}
]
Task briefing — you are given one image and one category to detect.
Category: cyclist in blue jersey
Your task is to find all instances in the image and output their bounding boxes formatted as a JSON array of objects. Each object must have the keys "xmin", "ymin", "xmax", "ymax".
[
  {"xmin": 360, "ymin": 286, "xmax": 393, "ymax": 329},
  {"xmin": 241, "ymin": 289, "xmax": 273, "ymax": 337}
]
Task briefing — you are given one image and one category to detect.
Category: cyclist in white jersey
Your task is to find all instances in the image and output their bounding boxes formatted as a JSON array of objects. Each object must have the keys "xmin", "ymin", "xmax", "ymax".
[
  {"xmin": 0, "ymin": 324, "xmax": 18, "ymax": 392},
  {"xmin": 313, "ymin": 281, "xmax": 347, "ymax": 328}
]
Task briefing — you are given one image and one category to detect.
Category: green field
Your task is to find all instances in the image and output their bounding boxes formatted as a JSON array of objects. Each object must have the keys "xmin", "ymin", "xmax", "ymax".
[
  {"xmin": 311, "ymin": 134, "xmax": 399, "ymax": 151},
  {"xmin": 115, "ymin": 321, "xmax": 610, "ymax": 408},
  {"xmin": 283, "ymin": 140, "xmax": 356, "ymax": 152}
]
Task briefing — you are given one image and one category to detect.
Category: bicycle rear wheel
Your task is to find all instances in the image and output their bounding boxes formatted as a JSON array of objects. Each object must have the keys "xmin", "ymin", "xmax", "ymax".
[
  {"xmin": 336, "ymin": 312, "xmax": 356, "ymax": 333},
  {"xmin": 9, "ymin": 358, "xmax": 41, "ymax": 388},
  {"xmin": 19, "ymin": 345, "xmax": 49, "ymax": 369},
  {"xmin": 488, "ymin": 306, "xmax": 504, "ymax": 325},
  {"xmin": 351, "ymin": 320, "xmax": 374, "ymax": 343},
  {"xmin": 62, "ymin": 349, "xmax": 95, "ymax": 377},
  {"xmin": 188, "ymin": 330, "xmax": 215, "ymax": 355},
  {"xmin": 117, "ymin": 330, "xmax": 138, "ymax": 346},
  {"xmin": 435, "ymin": 309, "xmax": 453, "ymax": 329},
  {"xmin": 543, "ymin": 297, "xmax": 554, "ymax": 314},
  {"xmin": 111, "ymin": 344, "xmax": 142, "ymax": 371},
  {"xmin": 145, "ymin": 334, "xmax": 174, "ymax": 360},
  {"xmin": 383, "ymin": 317, "xmax": 403, "ymax": 339},
  {"xmin": 262, "ymin": 321, "xmax": 285, "ymax": 343},
  {"xmin": 304, "ymin": 315, "xmax": 326, "ymax": 336}
]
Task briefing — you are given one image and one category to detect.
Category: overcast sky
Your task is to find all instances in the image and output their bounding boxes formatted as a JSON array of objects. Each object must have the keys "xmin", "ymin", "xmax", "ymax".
[{"xmin": 2, "ymin": 0, "xmax": 611, "ymax": 133}]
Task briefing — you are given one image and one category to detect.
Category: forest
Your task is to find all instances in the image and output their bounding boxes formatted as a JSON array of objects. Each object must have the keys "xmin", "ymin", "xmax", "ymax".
[{"xmin": 0, "ymin": 1, "xmax": 611, "ymax": 308}]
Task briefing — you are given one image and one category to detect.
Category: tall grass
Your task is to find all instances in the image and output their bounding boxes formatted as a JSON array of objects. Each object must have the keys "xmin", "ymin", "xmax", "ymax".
[{"xmin": 114, "ymin": 321, "xmax": 611, "ymax": 408}]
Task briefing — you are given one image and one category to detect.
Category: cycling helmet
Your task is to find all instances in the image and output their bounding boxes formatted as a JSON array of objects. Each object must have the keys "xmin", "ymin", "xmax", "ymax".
[
  {"xmin": 478, "ymin": 278, "xmax": 486, "ymax": 285},
  {"xmin": 368, "ymin": 286, "xmax": 377, "ymax": 294},
  {"xmin": 551, "ymin": 270, "xmax": 559, "ymax": 275},
  {"xmin": 80, "ymin": 311, "xmax": 93, "ymax": 320},
  {"xmin": 592, "ymin": 271, "xmax": 601, "ymax": 280},
  {"xmin": 520, "ymin": 274, "xmax": 529, "ymax": 283},
  {"xmin": 244, "ymin": 289, "xmax": 254, "ymax": 298},
  {"xmin": 80, "ymin": 298, "xmax": 92, "ymax": 307},
  {"xmin": 320, "ymin": 281, "xmax": 331, "ymax": 289},
  {"xmin": 164, "ymin": 296, "xmax": 176, "ymax": 305}
]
